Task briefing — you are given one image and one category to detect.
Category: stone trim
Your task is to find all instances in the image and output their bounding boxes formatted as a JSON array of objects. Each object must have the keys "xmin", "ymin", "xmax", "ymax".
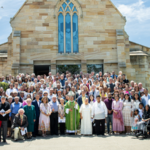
[
  {"xmin": 54, "ymin": 0, "xmax": 83, "ymax": 18},
  {"xmin": 116, "ymin": 29, "xmax": 124, "ymax": 36},
  {"xmin": 13, "ymin": 31, "xmax": 21, "ymax": 37}
]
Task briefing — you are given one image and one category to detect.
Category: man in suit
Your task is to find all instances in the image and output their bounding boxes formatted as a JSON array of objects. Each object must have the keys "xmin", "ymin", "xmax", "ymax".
[
  {"xmin": 141, "ymin": 88, "xmax": 150, "ymax": 107},
  {"xmin": 32, "ymin": 94, "xmax": 41, "ymax": 137},
  {"xmin": 19, "ymin": 91, "xmax": 25, "ymax": 103},
  {"xmin": 77, "ymin": 90, "xmax": 88, "ymax": 107},
  {"xmin": 89, "ymin": 85, "xmax": 100, "ymax": 100},
  {"xmin": 11, "ymin": 108, "xmax": 28, "ymax": 141}
]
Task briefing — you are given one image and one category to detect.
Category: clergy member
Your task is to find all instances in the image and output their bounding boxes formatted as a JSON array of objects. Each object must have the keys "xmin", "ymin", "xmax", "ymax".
[
  {"xmin": 80, "ymin": 98, "xmax": 92, "ymax": 135},
  {"xmin": 92, "ymin": 95, "xmax": 107, "ymax": 136},
  {"xmin": 65, "ymin": 91, "xmax": 80, "ymax": 134}
]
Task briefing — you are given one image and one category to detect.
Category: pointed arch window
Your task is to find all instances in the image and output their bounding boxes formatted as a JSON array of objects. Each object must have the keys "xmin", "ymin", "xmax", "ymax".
[{"xmin": 58, "ymin": 0, "xmax": 79, "ymax": 53}]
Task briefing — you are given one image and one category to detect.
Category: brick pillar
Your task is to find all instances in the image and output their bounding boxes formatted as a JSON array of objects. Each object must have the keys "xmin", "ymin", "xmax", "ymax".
[
  {"xmin": 51, "ymin": 60, "xmax": 56, "ymax": 75},
  {"xmin": 116, "ymin": 29, "xmax": 126, "ymax": 71},
  {"xmin": 81, "ymin": 60, "xmax": 87, "ymax": 73},
  {"xmin": 12, "ymin": 31, "xmax": 21, "ymax": 75}
]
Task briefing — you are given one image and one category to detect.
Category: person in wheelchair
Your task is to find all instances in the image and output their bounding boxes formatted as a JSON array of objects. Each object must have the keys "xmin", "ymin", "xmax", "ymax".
[{"xmin": 136, "ymin": 105, "xmax": 150, "ymax": 139}]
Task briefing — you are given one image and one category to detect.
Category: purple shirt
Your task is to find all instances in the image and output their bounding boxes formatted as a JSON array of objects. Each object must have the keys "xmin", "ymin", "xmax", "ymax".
[{"xmin": 104, "ymin": 98, "xmax": 114, "ymax": 115}]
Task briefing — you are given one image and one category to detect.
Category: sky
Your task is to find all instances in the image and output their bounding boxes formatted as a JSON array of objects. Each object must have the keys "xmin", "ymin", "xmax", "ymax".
[{"xmin": 0, "ymin": 0, "xmax": 150, "ymax": 47}]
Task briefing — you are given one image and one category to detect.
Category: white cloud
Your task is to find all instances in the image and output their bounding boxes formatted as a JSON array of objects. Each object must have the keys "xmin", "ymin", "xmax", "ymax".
[{"xmin": 117, "ymin": 0, "xmax": 150, "ymax": 22}]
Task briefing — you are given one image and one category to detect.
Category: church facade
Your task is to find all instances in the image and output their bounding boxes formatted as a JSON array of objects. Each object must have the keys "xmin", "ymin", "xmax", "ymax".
[{"xmin": 0, "ymin": 0, "xmax": 150, "ymax": 89}]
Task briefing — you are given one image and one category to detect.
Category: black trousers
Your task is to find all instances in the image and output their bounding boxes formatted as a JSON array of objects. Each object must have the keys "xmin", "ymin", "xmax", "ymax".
[
  {"xmin": 0, "ymin": 121, "xmax": 7, "ymax": 141},
  {"xmin": 92, "ymin": 122, "xmax": 96, "ymax": 134},
  {"xmin": 50, "ymin": 112, "xmax": 58, "ymax": 135},
  {"xmin": 59, "ymin": 123, "xmax": 65, "ymax": 135},
  {"xmin": 95, "ymin": 119, "xmax": 105, "ymax": 135},
  {"xmin": 33, "ymin": 117, "xmax": 39, "ymax": 136}
]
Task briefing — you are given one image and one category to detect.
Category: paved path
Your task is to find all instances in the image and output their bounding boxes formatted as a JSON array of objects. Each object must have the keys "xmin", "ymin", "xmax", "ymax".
[{"xmin": 0, "ymin": 135, "xmax": 149, "ymax": 150}]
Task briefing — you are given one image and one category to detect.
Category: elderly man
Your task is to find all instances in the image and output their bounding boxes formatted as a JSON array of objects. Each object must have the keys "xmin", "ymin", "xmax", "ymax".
[
  {"xmin": 89, "ymin": 84, "xmax": 100, "ymax": 100},
  {"xmin": 49, "ymin": 95, "xmax": 59, "ymax": 135},
  {"xmin": 0, "ymin": 96, "xmax": 11, "ymax": 143},
  {"xmin": 6, "ymin": 83, "xmax": 16, "ymax": 97},
  {"xmin": 11, "ymin": 109, "xmax": 28, "ymax": 141},
  {"xmin": 141, "ymin": 88, "xmax": 150, "ymax": 107},
  {"xmin": 138, "ymin": 82, "xmax": 144, "ymax": 92},
  {"xmin": 60, "ymin": 74, "xmax": 65, "ymax": 87},
  {"xmin": 92, "ymin": 95, "xmax": 107, "ymax": 136},
  {"xmin": 49, "ymin": 88, "xmax": 54, "ymax": 101},
  {"xmin": 10, "ymin": 96, "xmax": 23, "ymax": 124},
  {"xmin": 65, "ymin": 91, "xmax": 80, "ymax": 134},
  {"xmin": 106, "ymin": 78, "xmax": 115, "ymax": 94},
  {"xmin": 19, "ymin": 91, "xmax": 25, "ymax": 103}
]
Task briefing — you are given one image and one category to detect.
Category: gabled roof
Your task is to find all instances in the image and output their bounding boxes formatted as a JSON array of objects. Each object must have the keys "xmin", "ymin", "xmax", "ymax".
[
  {"xmin": 10, "ymin": 0, "xmax": 126, "ymax": 23},
  {"xmin": 10, "ymin": 0, "xmax": 27, "ymax": 23},
  {"xmin": 130, "ymin": 41, "xmax": 150, "ymax": 49},
  {"xmin": 109, "ymin": 0, "xmax": 126, "ymax": 22}
]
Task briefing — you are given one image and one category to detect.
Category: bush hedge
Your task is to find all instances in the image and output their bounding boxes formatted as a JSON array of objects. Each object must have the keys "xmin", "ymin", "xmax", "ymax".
[{"xmin": 0, "ymin": 82, "xmax": 9, "ymax": 91}]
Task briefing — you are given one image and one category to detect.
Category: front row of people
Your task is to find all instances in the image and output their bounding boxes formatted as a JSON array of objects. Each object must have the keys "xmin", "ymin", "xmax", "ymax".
[
  {"xmin": 1, "ymin": 91, "xmax": 150, "ymax": 142},
  {"xmin": 10, "ymin": 93, "xmax": 150, "ymax": 141}
]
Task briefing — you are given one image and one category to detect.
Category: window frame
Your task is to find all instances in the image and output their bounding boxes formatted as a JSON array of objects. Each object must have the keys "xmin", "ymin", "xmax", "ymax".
[{"xmin": 58, "ymin": 0, "xmax": 79, "ymax": 54}]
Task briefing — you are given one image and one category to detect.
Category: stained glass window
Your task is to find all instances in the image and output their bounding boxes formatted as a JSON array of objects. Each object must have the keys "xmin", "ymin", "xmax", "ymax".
[
  {"xmin": 73, "ymin": 13, "xmax": 78, "ymax": 53},
  {"xmin": 58, "ymin": 13, "xmax": 64, "ymax": 53},
  {"xmin": 66, "ymin": 7, "xmax": 70, "ymax": 12},
  {"xmin": 66, "ymin": 0, "xmax": 70, "ymax": 3},
  {"xmin": 58, "ymin": 1, "xmax": 78, "ymax": 53},
  {"xmin": 62, "ymin": 3, "xmax": 67, "ymax": 10},
  {"xmin": 65, "ymin": 13, "xmax": 71, "ymax": 53},
  {"xmin": 59, "ymin": 7, "xmax": 63, "ymax": 12},
  {"xmin": 73, "ymin": 7, "xmax": 77, "ymax": 12},
  {"xmin": 69, "ymin": 2, "xmax": 74, "ymax": 10}
]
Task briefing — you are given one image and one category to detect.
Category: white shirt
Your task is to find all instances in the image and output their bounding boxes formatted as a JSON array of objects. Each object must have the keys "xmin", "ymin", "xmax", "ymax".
[
  {"xmin": 6, "ymin": 88, "xmax": 16, "ymax": 96},
  {"xmin": 148, "ymin": 100, "xmax": 150, "ymax": 106},
  {"xmin": 119, "ymin": 98, "xmax": 124, "ymax": 102},
  {"xmin": 92, "ymin": 101, "xmax": 107, "ymax": 120},
  {"xmin": 37, "ymin": 101, "xmax": 40, "ymax": 107}
]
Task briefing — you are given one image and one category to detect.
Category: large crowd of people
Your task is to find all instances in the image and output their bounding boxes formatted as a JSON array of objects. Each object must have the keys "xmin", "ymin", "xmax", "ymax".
[{"xmin": 0, "ymin": 70, "xmax": 150, "ymax": 143}]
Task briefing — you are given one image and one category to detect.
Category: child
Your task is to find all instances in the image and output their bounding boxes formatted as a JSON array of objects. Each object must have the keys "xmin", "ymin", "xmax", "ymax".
[
  {"xmin": 131, "ymin": 109, "xmax": 140, "ymax": 134},
  {"xmin": 138, "ymin": 103, "xmax": 144, "ymax": 121}
]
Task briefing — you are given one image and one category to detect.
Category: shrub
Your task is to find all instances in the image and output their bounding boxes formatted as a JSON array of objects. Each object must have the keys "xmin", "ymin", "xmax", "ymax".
[{"xmin": 0, "ymin": 82, "xmax": 9, "ymax": 91}]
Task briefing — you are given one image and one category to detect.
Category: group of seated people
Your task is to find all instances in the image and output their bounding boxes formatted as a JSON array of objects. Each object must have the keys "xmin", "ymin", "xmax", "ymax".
[{"xmin": 0, "ymin": 70, "xmax": 150, "ymax": 143}]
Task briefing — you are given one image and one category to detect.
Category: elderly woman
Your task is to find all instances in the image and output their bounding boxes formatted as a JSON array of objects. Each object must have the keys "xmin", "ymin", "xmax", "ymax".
[
  {"xmin": 23, "ymin": 98, "xmax": 36, "ymax": 139},
  {"xmin": 58, "ymin": 98, "xmax": 65, "ymax": 135},
  {"xmin": 11, "ymin": 109, "xmax": 28, "ymax": 141},
  {"xmin": 136, "ymin": 105, "xmax": 150, "ymax": 139},
  {"xmin": 39, "ymin": 96, "xmax": 51, "ymax": 137}
]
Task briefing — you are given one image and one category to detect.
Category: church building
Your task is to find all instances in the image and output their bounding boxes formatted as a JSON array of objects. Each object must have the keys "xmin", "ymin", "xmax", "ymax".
[{"xmin": 0, "ymin": 0, "xmax": 150, "ymax": 89}]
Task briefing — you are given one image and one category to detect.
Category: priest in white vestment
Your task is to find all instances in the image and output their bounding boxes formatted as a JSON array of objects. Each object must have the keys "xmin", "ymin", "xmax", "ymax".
[{"xmin": 79, "ymin": 98, "xmax": 92, "ymax": 135}]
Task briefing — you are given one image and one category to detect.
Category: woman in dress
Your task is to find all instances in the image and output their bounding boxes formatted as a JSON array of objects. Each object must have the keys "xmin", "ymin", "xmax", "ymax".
[
  {"xmin": 39, "ymin": 96, "xmax": 51, "ymax": 137},
  {"xmin": 134, "ymin": 92, "xmax": 140, "ymax": 109},
  {"xmin": 89, "ymin": 95, "xmax": 95, "ymax": 106},
  {"xmin": 58, "ymin": 98, "xmax": 65, "ymax": 135},
  {"xmin": 122, "ymin": 94, "xmax": 134, "ymax": 134},
  {"xmin": 23, "ymin": 98, "xmax": 36, "ymax": 139},
  {"xmin": 112, "ymin": 94, "xmax": 124, "ymax": 134}
]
